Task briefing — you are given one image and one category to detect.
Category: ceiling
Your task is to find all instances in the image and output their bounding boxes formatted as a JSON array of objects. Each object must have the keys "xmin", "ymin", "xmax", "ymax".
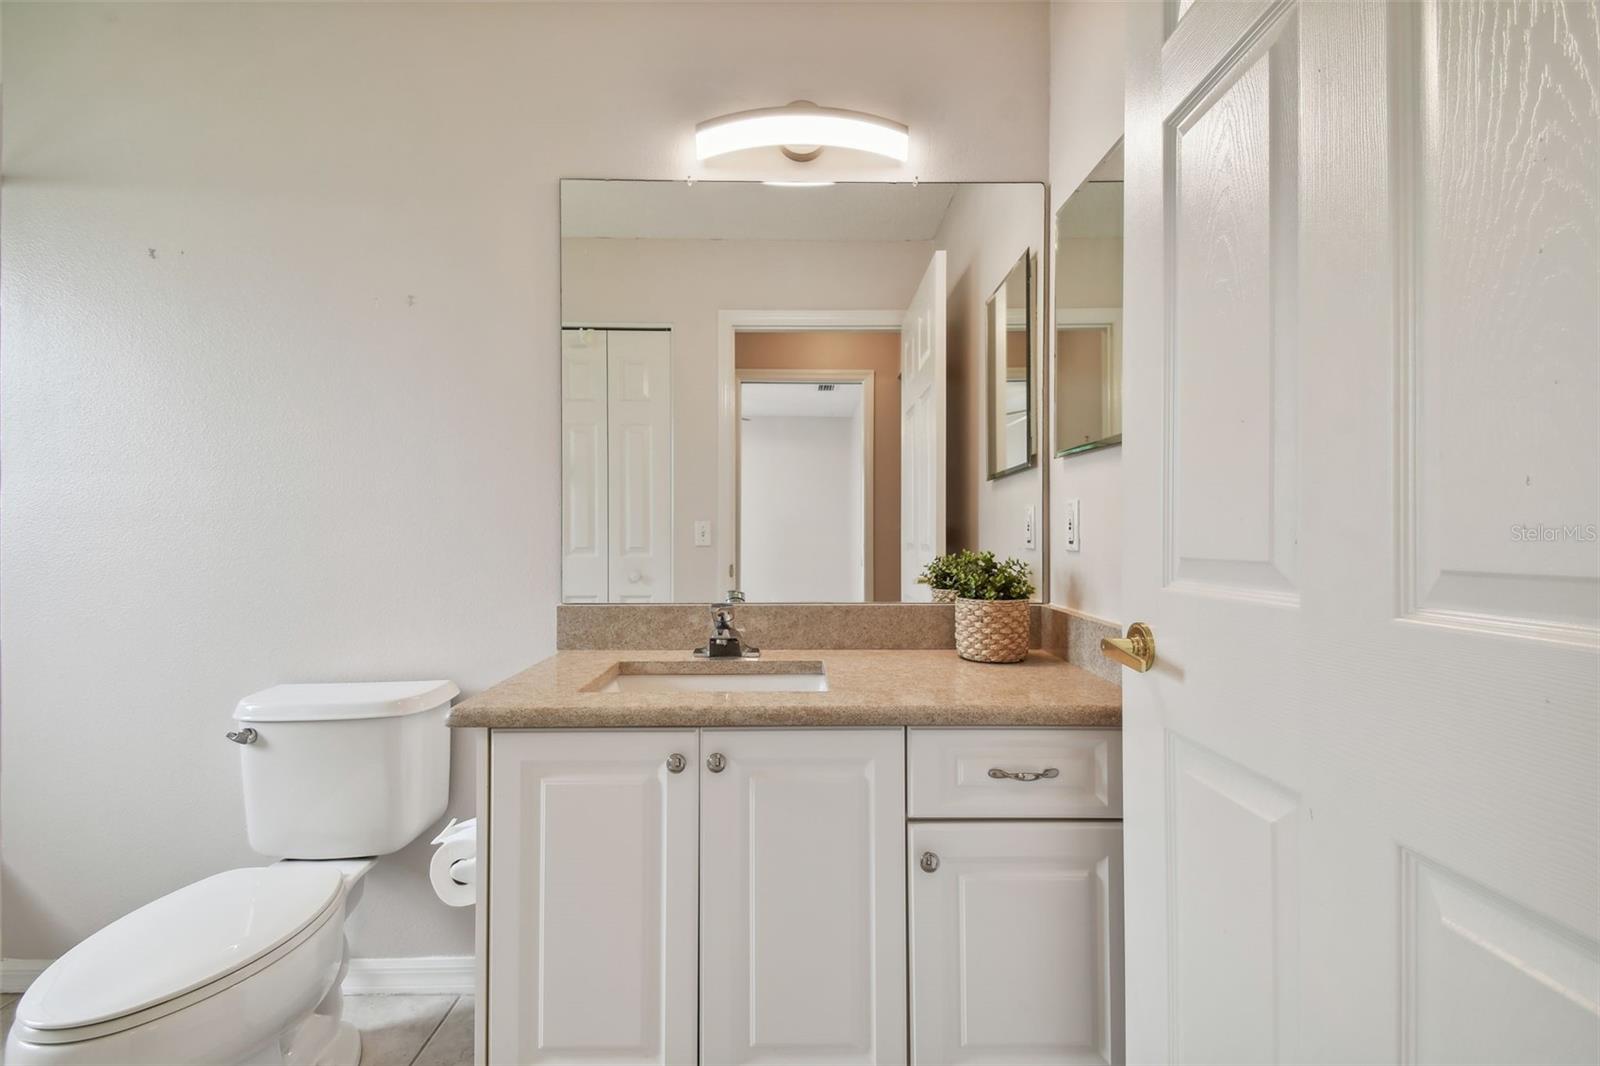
[
  {"xmin": 740, "ymin": 381, "xmax": 864, "ymax": 419},
  {"xmin": 563, "ymin": 180, "xmax": 960, "ymax": 242}
]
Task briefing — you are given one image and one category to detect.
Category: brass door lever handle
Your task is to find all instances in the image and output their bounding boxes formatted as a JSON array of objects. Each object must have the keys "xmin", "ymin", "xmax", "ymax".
[{"xmin": 1101, "ymin": 622, "xmax": 1156, "ymax": 672}]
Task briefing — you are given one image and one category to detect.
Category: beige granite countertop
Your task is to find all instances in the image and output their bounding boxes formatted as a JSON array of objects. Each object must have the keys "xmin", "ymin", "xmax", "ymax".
[{"xmin": 448, "ymin": 649, "xmax": 1121, "ymax": 729}]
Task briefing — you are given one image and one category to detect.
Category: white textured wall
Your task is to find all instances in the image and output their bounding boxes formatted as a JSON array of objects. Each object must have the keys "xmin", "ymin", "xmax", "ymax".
[
  {"xmin": 1048, "ymin": 0, "xmax": 1126, "ymax": 622},
  {"xmin": 561, "ymin": 237, "xmax": 932, "ymax": 602},
  {"xmin": 0, "ymin": 2, "xmax": 1048, "ymax": 961},
  {"xmin": 935, "ymin": 183, "xmax": 1048, "ymax": 590}
]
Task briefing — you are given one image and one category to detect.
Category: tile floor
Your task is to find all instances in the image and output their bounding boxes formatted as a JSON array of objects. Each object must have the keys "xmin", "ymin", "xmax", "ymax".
[{"xmin": 0, "ymin": 992, "xmax": 473, "ymax": 1066}]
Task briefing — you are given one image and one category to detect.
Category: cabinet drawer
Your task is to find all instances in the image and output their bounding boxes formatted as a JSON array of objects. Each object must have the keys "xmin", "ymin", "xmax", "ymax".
[{"xmin": 908, "ymin": 728, "xmax": 1121, "ymax": 819}]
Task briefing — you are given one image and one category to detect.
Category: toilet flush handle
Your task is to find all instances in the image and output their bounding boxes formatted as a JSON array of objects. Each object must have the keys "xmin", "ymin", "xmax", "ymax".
[{"xmin": 225, "ymin": 727, "xmax": 258, "ymax": 745}]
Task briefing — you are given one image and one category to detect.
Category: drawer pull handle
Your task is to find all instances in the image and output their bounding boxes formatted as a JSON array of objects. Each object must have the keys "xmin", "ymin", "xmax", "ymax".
[{"xmin": 987, "ymin": 767, "xmax": 1059, "ymax": 782}]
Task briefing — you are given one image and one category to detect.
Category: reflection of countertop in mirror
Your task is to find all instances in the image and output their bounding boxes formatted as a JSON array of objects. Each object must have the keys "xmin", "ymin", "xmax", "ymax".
[{"xmin": 447, "ymin": 649, "xmax": 1120, "ymax": 729}]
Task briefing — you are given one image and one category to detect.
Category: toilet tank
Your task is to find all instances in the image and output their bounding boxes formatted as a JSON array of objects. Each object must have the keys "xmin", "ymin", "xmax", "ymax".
[{"xmin": 232, "ymin": 681, "xmax": 459, "ymax": 859}]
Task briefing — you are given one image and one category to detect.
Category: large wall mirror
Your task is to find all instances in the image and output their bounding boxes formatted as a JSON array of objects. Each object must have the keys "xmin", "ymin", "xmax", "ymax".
[
  {"xmin": 560, "ymin": 179, "xmax": 1045, "ymax": 604},
  {"xmin": 987, "ymin": 251, "xmax": 1034, "ymax": 478},
  {"xmin": 1053, "ymin": 140, "xmax": 1123, "ymax": 457}
]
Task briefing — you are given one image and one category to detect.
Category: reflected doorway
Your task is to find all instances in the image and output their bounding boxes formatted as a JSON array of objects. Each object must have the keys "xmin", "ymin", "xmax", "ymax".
[
  {"xmin": 738, "ymin": 378, "xmax": 871, "ymax": 602},
  {"xmin": 732, "ymin": 328, "xmax": 901, "ymax": 602}
]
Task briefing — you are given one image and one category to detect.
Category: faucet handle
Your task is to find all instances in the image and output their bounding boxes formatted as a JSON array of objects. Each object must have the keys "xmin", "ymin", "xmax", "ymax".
[{"xmin": 725, "ymin": 588, "xmax": 746, "ymax": 604}]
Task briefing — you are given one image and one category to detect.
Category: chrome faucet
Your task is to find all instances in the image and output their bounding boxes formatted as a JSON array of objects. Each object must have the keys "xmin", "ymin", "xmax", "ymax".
[{"xmin": 695, "ymin": 593, "xmax": 759, "ymax": 659}]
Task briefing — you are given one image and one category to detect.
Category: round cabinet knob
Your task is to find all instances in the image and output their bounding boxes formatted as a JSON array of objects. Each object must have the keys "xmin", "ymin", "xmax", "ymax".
[
  {"xmin": 920, "ymin": 851, "xmax": 940, "ymax": 873},
  {"xmin": 666, "ymin": 753, "xmax": 686, "ymax": 774},
  {"xmin": 628, "ymin": 571, "xmax": 643, "ymax": 584},
  {"xmin": 706, "ymin": 753, "xmax": 727, "ymax": 773}
]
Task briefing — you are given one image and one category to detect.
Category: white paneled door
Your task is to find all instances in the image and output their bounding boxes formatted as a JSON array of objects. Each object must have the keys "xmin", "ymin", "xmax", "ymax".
[
  {"xmin": 1122, "ymin": 2, "xmax": 1599, "ymax": 1063},
  {"xmin": 901, "ymin": 251, "xmax": 947, "ymax": 600},
  {"xmin": 606, "ymin": 330, "xmax": 673, "ymax": 602},
  {"xmin": 699, "ymin": 729, "xmax": 907, "ymax": 1065},
  {"xmin": 909, "ymin": 821, "xmax": 1123, "ymax": 1066},
  {"xmin": 561, "ymin": 328, "xmax": 674, "ymax": 603},
  {"xmin": 561, "ymin": 329, "xmax": 609, "ymax": 602},
  {"xmin": 487, "ymin": 730, "xmax": 698, "ymax": 1065}
]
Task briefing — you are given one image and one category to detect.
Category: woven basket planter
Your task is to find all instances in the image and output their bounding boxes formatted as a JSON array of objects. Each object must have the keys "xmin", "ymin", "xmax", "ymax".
[
  {"xmin": 930, "ymin": 587, "xmax": 958, "ymax": 604},
  {"xmin": 954, "ymin": 598, "xmax": 1030, "ymax": 663}
]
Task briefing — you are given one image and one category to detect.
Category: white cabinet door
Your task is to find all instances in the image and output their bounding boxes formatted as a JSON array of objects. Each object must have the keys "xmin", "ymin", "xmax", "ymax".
[
  {"xmin": 900, "ymin": 251, "xmax": 946, "ymax": 600},
  {"xmin": 909, "ymin": 822, "xmax": 1123, "ymax": 1066},
  {"xmin": 487, "ymin": 730, "xmax": 698, "ymax": 1065},
  {"xmin": 700, "ymin": 729, "xmax": 907, "ymax": 1065},
  {"xmin": 561, "ymin": 329, "xmax": 609, "ymax": 602},
  {"xmin": 607, "ymin": 330, "xmax": 673, "ymax": 602}
]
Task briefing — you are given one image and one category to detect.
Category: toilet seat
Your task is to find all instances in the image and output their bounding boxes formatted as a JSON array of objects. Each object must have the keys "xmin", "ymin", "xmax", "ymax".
[{"xmin": 16, "ymin": 865, "xmax": 344, "ymax": 1045}]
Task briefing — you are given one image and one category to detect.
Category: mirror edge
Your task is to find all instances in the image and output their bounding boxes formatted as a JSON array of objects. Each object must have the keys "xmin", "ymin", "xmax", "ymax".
[
  {"xmin": 1050, "ymin": 136, "xmax": 1125, "ymax": 463},
  {"xmin": 986, "ymin": 248, "xmax": 1038, "ymax": 482}
]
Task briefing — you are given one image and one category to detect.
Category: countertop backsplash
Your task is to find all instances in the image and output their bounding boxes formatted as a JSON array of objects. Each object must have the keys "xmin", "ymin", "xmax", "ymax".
[{"xmin": 555, "ymin": 602, "xmax": 1043, "ymax": 652}]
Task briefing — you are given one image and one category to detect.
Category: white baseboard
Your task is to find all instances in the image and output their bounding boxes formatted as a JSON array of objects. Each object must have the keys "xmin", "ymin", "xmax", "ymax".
[
  {"xmin": 340, "ymin": 956, "xmax": 476, "ymax": 995},
  {"xmin": 2, "ymin": 955, "xmax": 475, "ymax": 997},
  {"xmin": 1, "ymin": 959, "xmax": 50, "ymax": 995}
]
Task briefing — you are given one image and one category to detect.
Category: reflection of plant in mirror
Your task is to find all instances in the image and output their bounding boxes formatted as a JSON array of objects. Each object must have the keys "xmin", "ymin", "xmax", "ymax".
[
  {"xmin": 918, "ymin": 550, "xmax": 980, "ymax": 592},
  {"xmin": 944, "ymin": 550, "xmax": 1035, "ymax": 601}
]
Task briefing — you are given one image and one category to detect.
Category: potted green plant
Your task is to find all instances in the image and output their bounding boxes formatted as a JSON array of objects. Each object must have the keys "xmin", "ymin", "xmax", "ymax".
[
  {"xmin": 949, "ymin": 551, "xmax": 1035, "ymax": 663},
  {"xmin": 917, "ymin": 550, "xmax": 975, "ymax": 603}
]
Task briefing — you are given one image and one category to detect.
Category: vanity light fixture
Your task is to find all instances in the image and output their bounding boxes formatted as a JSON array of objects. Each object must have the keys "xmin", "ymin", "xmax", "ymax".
[{"xmin": 696, "ymin": 101, "xmax": 909, "ymax": 163}]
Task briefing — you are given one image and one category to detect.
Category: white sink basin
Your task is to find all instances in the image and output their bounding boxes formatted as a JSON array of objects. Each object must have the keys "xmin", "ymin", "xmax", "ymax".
[{"xmin": 596, "ymin": 670, "xmax": 828, "ymax": 694}]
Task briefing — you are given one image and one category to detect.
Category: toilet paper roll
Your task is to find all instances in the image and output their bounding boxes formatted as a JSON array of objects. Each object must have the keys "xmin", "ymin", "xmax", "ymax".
[{"xmin": 429, "ymin": 819, "xmax": 477, "ymax": 907}]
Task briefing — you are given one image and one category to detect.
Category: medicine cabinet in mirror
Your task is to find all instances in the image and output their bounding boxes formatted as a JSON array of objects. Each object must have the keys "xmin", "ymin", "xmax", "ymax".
[
  {"xmin": 987, "ymin": 251, "xmax": 1035, "ymax": 479},
  {"xmin": 560, "ymin": 179, "xmax": 1046, "ymax": 605},
  {"xmin": 1053, "ymin": 139, "xmax": 1123, "ymax": 457}
]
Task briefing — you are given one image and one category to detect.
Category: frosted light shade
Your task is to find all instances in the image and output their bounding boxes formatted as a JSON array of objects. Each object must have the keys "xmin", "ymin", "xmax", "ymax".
[{"xmin": 695, "ymin": 103, "xmax": 909, "ymax": 163}]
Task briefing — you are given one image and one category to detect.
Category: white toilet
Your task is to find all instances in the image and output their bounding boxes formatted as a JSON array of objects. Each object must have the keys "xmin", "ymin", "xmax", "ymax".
[{"xmin": 6, "ymin": 680, "xmax": 460, "ymax": 1066}]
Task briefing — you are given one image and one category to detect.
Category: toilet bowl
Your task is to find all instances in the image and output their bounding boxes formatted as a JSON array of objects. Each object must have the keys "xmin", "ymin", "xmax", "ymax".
[{"xmin": 6, "ymin": 681, "xmax": 458, "ymax": 1066}]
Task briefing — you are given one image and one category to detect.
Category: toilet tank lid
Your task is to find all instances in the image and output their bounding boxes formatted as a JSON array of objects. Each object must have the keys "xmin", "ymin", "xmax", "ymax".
[{"xmin": 234, "ymin": 680, "xmax": 459, "ymax": 722}]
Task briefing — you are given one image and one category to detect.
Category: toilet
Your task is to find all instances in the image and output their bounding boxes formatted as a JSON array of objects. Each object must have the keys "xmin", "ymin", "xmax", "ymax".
[{"xmin": 6, "ymin": 680, "xmax": 460, "ymax": 1066}]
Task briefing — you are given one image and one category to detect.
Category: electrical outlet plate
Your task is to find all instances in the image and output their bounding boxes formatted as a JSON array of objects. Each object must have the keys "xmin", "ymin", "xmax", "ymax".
[
  {"xmin": 1064, "ymin": 499, "xmax": 1080, "ymax": 552},
  {"xmin": 694, "ymin": 521, "xmax": 712, "ymax": 547},
  {"xmin": 1024, "ymin": 506, "xmax": 1037, "ymax": 550}
]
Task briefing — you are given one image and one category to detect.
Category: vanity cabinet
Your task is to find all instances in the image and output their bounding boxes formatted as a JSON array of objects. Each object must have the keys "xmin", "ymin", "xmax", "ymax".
[{"xmin": 482, "ymin": 725, "xmax": 1120, "ymax": 1066}]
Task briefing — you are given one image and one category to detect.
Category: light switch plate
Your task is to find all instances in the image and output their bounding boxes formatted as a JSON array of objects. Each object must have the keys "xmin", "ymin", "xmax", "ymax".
[
  {"xmin": 1024, "ymin": 506, "xmax": 1037, "ymax": 550},
  {"xmin": 1064, "ymin": 499, "xmax": 1080, "ymax": 552},
  {"xmin": 694, "ymin": 520, "xmax": 712, "ymax": 547}
]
